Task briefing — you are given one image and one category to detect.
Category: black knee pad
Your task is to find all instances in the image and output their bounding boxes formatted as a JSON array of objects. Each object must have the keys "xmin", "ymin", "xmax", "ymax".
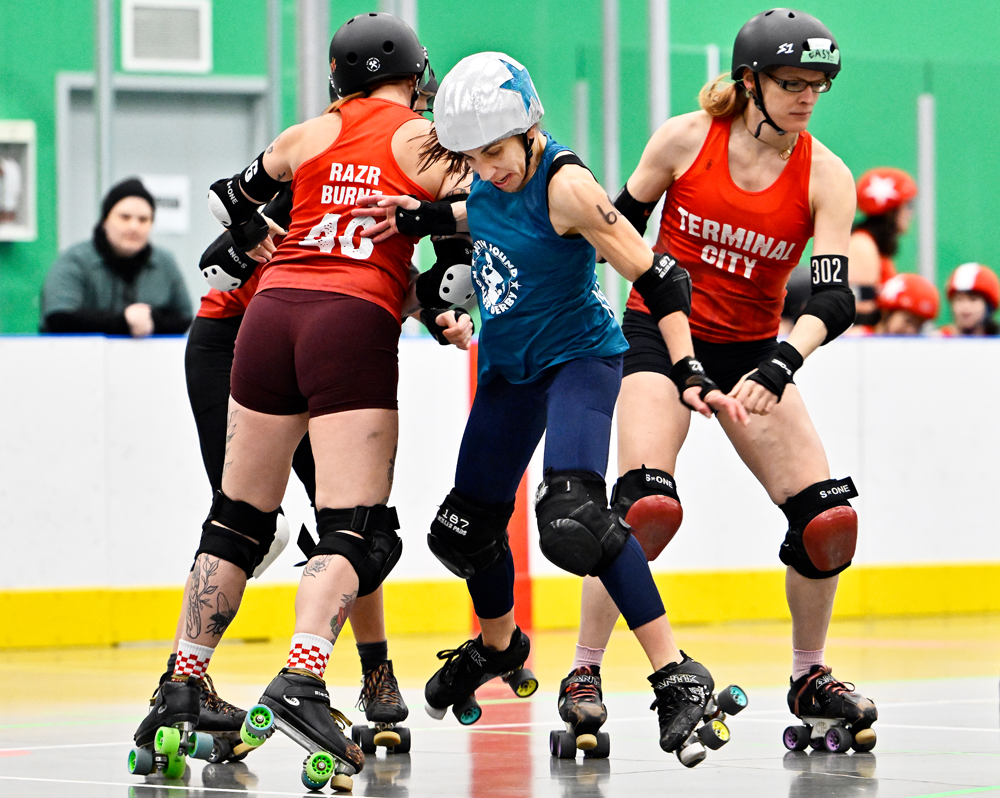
[
  {"xmin": 427, "ymin": 489, "xmax": 514, "ymax": 579},
  {"xmin": 610, "ymin": 466, "xmax": 680, "ymax": 512},
  {"xmin": 534, "ymin": 469, "xmax": 630, "ymax": 577},
  {"xmin": 307, "ymin": 505, "xmax": 402, "ymax": 597},
  {"xmin": 610, "ymin": 466, "xmax": 683, "ymax": 561},
  {"xmin": 779, "ymin": 477, "xmax": 859, "ymax": 579},
  {"xmin": 196, "ymin": 490, "xmax": 280, "ymax": 578}
]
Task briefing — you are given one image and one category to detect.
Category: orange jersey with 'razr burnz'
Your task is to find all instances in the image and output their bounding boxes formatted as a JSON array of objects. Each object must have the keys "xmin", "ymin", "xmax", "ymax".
[
  {"xmin": 626, "ymin": 115, "xmax": 815, "ymax": 343},
  {"xmin": 259, "ymin": 97, "xmax": 433, "ymax": 320}
]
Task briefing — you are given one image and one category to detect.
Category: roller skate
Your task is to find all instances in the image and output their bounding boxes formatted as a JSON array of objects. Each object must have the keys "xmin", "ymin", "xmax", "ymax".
[
  {"xmin": 648, "ymin": 653, "xmax": 748, "ymax": 768},
  {"xmin": 549, "ymin": 666, "xmax": 609, "ymax": 759},
  {"xmin": 424, "ymin": 627, "xmax": 538, "ymax": 725},
  {"xmin": 352, "ymin": 660, "xmax": 411, "ymax": 754},
  {"xmin": 242, "ymin": 668, "xmax": 365, "ymax": 793},
  {"xmin": 127, "ymin": 676, "xmax": 216, "ymax": 779},
  {"xmin": 783, "ymin": 665, "xmax": 878, "ymax": 753}
]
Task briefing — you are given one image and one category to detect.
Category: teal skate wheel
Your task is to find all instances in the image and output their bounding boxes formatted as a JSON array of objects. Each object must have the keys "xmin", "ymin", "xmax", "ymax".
[
  {"xmin": 244, "ymin": 704, "xmax": 274, "ymax": 736},
  {"xmin": 717, "ymin": 685, "xmax": 748, "ymax": 715},
  {"xmin": 127, "ymin": 746, "xmax": 153, "ymax": 776},
  {"xmin": 454, "ymin": 696, "xmax": 482, "ymax": 725},
  {"xmin": 189, "ymin": 731, "xmax": 215, "ymax": 760},
  {"xmin": 304, "ymin": 751, "xmax": 335, "ymax": 785},
  {"xmin": 163, "ymin": 752, "xmax": 186, "ymax": 779},
  {"xmin": 301, "ymin": 771, "xmax": 326, "ymax": 792},
  {"xmin": 154, "ymin": 725, "xmax": 181, "ymax": 755}
]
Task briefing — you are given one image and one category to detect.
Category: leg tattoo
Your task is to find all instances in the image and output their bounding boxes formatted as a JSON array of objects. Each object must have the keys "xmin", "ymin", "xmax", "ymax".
[
  {"xmin": 303, "ymin": 554, "xmax": 332, "ymax": 579},
  {"xmin": 330, "ymin": 591, "xmax": 358, "ymax": 645}
]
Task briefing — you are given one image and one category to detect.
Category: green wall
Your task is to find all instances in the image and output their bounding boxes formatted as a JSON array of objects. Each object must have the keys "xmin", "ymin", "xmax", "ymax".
[{"xmin": 1, "ymin": 0, "xmax": 998, "ymax": 331}]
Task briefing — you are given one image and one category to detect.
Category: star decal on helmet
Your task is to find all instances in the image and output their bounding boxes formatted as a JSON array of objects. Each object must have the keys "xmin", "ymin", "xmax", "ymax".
[
  {"xmin": 862, "ymin": 175, "xmax": 901, "ymax": 209},
  {"xmin": 499, "ymin": 60, "xmax": 536, "ymax": 114}
]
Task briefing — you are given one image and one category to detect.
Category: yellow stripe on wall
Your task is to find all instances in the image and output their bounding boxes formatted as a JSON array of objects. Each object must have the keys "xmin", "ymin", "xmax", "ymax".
[{"xmin": 3, "ymin": 563, "xmax": 1000, "ymax": 648}]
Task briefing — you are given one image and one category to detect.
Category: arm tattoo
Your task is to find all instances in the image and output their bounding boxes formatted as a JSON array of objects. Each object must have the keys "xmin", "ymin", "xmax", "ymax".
[
  {"xmin": 596, "ymin": 204, "xmax": 618, "ymax": 225},
  {"xmin": 330, "ymin": 590, "xmax": 358, "ymax": 644},
  {"xmin": 302, "ymin": 555, "xmax": 332, "ymax": 579}
]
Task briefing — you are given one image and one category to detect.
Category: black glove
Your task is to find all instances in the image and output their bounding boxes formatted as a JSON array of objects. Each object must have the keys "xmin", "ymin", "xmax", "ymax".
[
  {"xmin": 668, "ymin": 356, "xmax": 721, "ymax": 411},
  {"xmin": 395, "ymin": 199, "xmax": 459, "ymax": 237},
  {"xmin": 745, "ymin": 341, "xmax": 804, "ymax": 401},
  {"xmin": 420, "ymin": 307, "xmax": 473, "ymax": 345}
]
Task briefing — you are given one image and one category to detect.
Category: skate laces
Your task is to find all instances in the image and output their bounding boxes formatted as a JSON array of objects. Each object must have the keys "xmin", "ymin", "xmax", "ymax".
[
  {"xmin": 197, "ymin": 673, "xmax": 241, "ymax": 717},
  {"xmin": 795, "ymin": 666, "xmax": 856, "ymax": 714},
  {"xmin": 650, "ymin": 682, "xmax": 707, "ymax": 719},
  {"xmin": 564, "ymin": 668, "xmax": 602, "ymax": 704},
  {"xmin": 435, "ymin": 639, "xmax": 479, "ymax": 680},
  {"xmin": 357, "ymin": 662, "xmax": 403, "ymax": 712}
]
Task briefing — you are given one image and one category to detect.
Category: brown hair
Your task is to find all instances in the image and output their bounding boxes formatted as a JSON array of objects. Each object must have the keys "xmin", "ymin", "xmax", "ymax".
[
  {"xmin": 415, "ymin": 126, "xmax": 470, "ymax": 178},
  {"xmin": 699, "ymin": 72, "xmax": 750, "ymax": 118}
]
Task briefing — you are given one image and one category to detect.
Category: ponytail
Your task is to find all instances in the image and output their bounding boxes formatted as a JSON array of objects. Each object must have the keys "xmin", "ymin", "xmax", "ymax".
[{"xmin": 699, "ymin": 72, "xmax": 749, "ymax": 119}]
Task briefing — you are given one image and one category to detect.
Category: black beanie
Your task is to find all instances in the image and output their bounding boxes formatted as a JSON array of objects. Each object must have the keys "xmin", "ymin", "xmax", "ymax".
[{"xmin": 100, "ymin": 177, "xmax": 156, "ymax": 221}]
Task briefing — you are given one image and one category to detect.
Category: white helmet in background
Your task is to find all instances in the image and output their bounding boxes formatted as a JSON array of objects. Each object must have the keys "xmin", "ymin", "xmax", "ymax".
[{"xmin": 434, "ymin": 52, "xmax": 544, "ymax": 153}]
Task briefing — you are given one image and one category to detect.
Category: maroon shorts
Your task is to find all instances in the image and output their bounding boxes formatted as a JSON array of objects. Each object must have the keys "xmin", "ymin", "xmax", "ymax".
[{"xmin": 231, "ymin": 288, "xmax": 400, "ymax": 417}]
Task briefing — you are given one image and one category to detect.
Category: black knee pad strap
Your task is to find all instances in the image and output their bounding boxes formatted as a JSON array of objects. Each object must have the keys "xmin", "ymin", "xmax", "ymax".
[
  {"xmin": 307, "ymin": 505, "xmax": 402, "ymax": 597},
  {"xmin": 610, "ymin": 466, "xmax": 680, "ymax": 516},
  {"xmin": 535, "ymin": 470, "xmax": 630, "ymax": 577},
  {"xmin": 779, "ymin": 477, "xmax": 859, "ymax": 579},
  {"xmin": 427, "ymin": 489, "xmax": 514, "ymax": 579},
  {"xmin": 196, "ymin": 490, "xmax": 279, "ymax": 578}
]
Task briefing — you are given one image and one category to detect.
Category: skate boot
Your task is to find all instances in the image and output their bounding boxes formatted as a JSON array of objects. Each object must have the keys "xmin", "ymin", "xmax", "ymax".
[
  {"xmin": 248, "ymin": 668, "xmax": 364, "ymax": 792},
  {"xmin": 194, "ymin": 674, "xmax": 253, "ymax": 763},
  {"xmin": 127, "ymin": 676, "xmax": 217, "ymax": 779},
  {"xmin": 549, "ymin": 666, "xmax": 609, "ymax": 759},
  {"xmin": 783, "ymin": 665, "xmax": 878, "ymax": 753},
  {"xmin": 424, "ymin": 627, "xmax": 538, "ymax": 725},
  {"xmin": 352, "ymin": 660, "xmax": 411, "ymax": 754},
  {"xmin": 648, "ymin": 653, "xmax": 747, "ymax": 768}
]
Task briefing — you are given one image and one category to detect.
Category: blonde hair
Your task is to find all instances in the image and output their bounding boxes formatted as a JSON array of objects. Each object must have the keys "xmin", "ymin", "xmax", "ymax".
[{"xmin": 699, "ymin": 72, "xmax": 750, "ymax": 118}]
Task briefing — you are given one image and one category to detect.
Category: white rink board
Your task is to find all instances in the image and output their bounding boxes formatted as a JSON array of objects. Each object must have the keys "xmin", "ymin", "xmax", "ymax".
[{"xmin": 0, "ymin": 334, "xmax": 996, "ymax": 590}]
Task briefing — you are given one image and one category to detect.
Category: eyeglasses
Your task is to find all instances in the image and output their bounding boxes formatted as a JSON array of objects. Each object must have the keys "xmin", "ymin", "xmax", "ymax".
[{"xmin": 765, "ymin": 73, "xmax": 832, "ymax": 93}]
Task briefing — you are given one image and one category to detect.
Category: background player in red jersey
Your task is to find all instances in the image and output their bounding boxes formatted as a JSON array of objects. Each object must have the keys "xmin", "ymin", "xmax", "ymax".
[
  {"xmin": 941, "ymin": 262, "xmax": 1000, "ymax": 336},
  {"xmin": 559, "ymin": 8, "xmax": 878, "ymax": 756}
]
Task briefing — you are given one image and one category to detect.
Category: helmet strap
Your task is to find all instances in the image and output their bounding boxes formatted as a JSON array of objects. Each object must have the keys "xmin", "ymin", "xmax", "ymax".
[
  {"xmin": 521, "ymin": 132, "xmax": 534, "ymax": 183},
  {"xmin": 749, "ymin": 72, "xmax": 787, "ymax": 137},
  {"xmin": 409, "ymin": 75, "xmax": 420, "ymax": 111}
]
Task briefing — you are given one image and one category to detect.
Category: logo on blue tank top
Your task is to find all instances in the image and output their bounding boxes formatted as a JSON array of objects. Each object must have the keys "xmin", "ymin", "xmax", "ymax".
[{"xmin": 473, "ymin": 239, "xmax": 521, "ymax": 315}]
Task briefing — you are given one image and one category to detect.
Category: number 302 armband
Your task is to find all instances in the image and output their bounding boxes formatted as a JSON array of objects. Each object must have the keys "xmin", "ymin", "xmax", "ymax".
[{"xmin": 802, "ymin": 254, "xmax": 855, "ymax": 343}]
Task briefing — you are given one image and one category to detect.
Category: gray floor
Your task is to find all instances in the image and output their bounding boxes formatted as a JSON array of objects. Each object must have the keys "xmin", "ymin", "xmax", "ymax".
[{"xmin": 1, "ymin": 676, "xmax": 997, "ymax": 797}]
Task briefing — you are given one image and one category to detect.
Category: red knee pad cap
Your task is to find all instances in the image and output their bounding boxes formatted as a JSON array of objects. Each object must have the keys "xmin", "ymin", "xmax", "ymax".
[
  {"xmin": 624, "ymin": 495, "xmax": 683, "ymax": 561},
  {"xmin": 802, "ymin": 505, "xmax": 858, "ymax": 573}
]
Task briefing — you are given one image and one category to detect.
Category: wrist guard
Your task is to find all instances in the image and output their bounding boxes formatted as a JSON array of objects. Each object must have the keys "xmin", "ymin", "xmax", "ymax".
[
  {"xmin": 668, "ymin": 356, "xmax": 721, "ymax": 411},
  {"xmin": 633, "ymin": 252, "xmax": 692, "ymax": 320},
  {"xmin": 746, "ymin": 341, "xmax": 804, "ymax": 401},
  {"xmin": 396, "ymin": 198, "xmax": 460, "ymax": 238},
  {"xmin": 420, "ymin": 307, "xmax": 473, "ymax": 345}
]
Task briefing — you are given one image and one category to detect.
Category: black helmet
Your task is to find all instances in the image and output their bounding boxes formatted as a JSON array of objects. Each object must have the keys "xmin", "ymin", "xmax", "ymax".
[
  {"xmin": 329, "ymin": 12, "xmax": 427, "ymax": 99},
  {"xmin": 731, "ymin": 8, "xmax": 840, "ymax": 82}
]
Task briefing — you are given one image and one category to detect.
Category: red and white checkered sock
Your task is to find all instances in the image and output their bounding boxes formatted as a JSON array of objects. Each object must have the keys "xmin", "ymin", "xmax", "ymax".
[
  {"xmin": 287, "ymin": 633, "xmax": 333, "ymax": 679},
  {"xmin": 174, "ymin": 639, "xmax": 214, "ymax": 679}
]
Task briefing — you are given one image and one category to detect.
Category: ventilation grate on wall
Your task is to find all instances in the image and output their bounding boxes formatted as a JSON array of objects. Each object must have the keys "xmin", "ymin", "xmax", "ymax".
[{"xmin": 122, "ymin": 0, "xmax": 212, "ymax": 73}]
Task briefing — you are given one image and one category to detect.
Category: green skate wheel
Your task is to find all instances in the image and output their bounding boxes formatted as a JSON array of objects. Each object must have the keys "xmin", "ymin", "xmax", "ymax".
[
  {"xmin": 189, "ymin": 731, "xmax": 215, "ymax": 760},
  {"xmin": 301, "ymin": 771, "xmax": 326, "ymax": 791},
  {"xmin": 240, "ymin": 724, "xmax": 268, "ymax": 748},
  {"xmin": 244, "ymin": 704, "xmax": 273, "ymax": 737},
  {"xmin": 163, "ymin": 752, "xmax": 186, "ymax": 779},
  {"xmin": 127, "ymin": 746, "xmax": 154, "ymax": 776},
  {"xmin": 304, "ymin": 751, "xmax": 335, "ymax": 785},
  {"xmin": 154, "ymin": 725, "xmax": 181, "ymax": 755}
]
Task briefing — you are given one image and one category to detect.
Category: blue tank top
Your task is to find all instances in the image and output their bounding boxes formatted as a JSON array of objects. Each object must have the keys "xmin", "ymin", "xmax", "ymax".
[{"xmin": 466, "ymin": 134, "xmax": 627, "ymax": 384}]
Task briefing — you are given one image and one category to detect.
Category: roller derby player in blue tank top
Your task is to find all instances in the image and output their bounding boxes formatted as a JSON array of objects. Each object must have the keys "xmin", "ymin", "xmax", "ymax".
[{"xmin": 354, "ymin": 50, "xmax": 748, "ymax": 762}]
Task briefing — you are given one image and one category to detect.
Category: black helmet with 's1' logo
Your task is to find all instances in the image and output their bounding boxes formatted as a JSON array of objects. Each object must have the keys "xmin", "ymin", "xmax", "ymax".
[
  {"xmin": 731, "ymin": 9, "xmax": 840, "ymax": 137},
  {"xmin": 329, "ymin": 12, "xmax": 427, "ymax": 102}
]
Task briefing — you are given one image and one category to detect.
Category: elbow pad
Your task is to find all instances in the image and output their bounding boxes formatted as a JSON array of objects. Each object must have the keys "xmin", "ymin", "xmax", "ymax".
[
  {"xmin": 613, "ymin": 184, "xmax": 659, "ymax": 236},
  {"xmin": 200, "ymin": 230, "xmax": 258, "ymax": 291},
  {"xmin": 804, "ymin": 255, "xmax": 854, "ymax": 343},
  {"xmin": 633, "ymin": 252, "xmax": 692, "ymax": 320},
  {"xmin": 416, "ymin": 237, "xmax": 475, "ymax": 309}
]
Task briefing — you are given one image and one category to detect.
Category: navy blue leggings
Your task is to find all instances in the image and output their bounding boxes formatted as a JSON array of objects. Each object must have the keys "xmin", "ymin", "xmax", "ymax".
[{"xmin": 454, "ymin": 355, "xmax": 665, "ymax": 628}]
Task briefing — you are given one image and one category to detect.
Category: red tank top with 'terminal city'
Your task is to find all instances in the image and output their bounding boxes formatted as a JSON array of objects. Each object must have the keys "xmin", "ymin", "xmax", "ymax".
[
  {"xmin": 258, "ymin": 97, "xmax": 434, "ymax": 319},
  {"xmin": 626, "ymin": 115, "xmax": 815, "ymax": 343}
]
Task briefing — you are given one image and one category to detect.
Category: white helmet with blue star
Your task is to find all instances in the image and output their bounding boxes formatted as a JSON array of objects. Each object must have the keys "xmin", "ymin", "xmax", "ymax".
[{"xmin": 434, "ymin": 52, "xmax": 544, "ymax": 153}]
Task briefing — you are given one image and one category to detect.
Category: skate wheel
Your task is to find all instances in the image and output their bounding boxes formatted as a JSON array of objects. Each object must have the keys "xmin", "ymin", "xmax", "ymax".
[
  {"xmin": 304, "ymin": 751, "xmax": 335, "ymax": 786},
  {"xmin": 548, "ymin": 730, "xmax": 560, "ymax": 756},
  {"xmin": 852, "ymin": 727, "xmax": 877, "ymax": 753},
  {"xmin": 154, "ymin": 725, "xmax": 181, "ymax": 755},
  {"xmin": 453, "ymin": 696, "xmax": 482, "ymax": 725},
  {"xmin": 127, "ymin": 746, "xmax": 154, "ymax": 776},
  {"xmin": 576, "ymin": 733, "xmax": 597, "ymax": 751},
  {"xmin": 504, "ymin": 668, "xmax": 539, "ymax": 698},
  {"xmin": 424, "ymin": 703, "xmax": 447, "ymax": 721},
  {"xmin": 696, "ymin": 719, "xmax": 730, "ymax": 750},
  {"xmin": 207, "ymin": 737, "xmax": 232, "ymax": 764},
  {"xmin": 163, "ymin": 752, "xmax": 186, "ymax": 779},
  {"xmin": 244, "ymin": 704, "xmax": 274, "ymax": 737},
  {"xmin": 782, "ymin": 725, "xmax": 810, "ymax": 752},
  {"xmin": 329, "ymin": 773, "xmax": 354, "ymax": 793},
  {"xmin": 374, "ymin": 729, "xmax": 402, "ymax": 748},
  {"xmin": 390, "ymin": 726, "xmax": 411, "ymax": 754},
  {"xmin": 677, "ymin": 741, "xmax": 706, "ymax": 768},
  {"xmin": 583, "ymin": 731, "xmax": 610, "ymax": 759},
  {"xmin": 358, "ymin": 726, "xmax": 378, "ymax": 755},
  {"xmin": 301, "ymin": 772, "xmax": 326, "ymax": 791},
  {"xmin": 824, "ymin": 725, "xmax": 852, "ymax": 753},
  {"xmin": 716, "ymin": 685, "xmax": 748, "ymax": 715},
  {"xmin": 189, "ymin": 731, "xmax": 215, "ymax": 761},
  {"xmin": 554, "ymin": 730, "xmax": 576, "ymax": 759}
]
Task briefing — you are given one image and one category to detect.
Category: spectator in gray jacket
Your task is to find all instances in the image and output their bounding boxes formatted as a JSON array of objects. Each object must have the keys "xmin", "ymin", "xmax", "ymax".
[{"xmin": 40, "ymin": 177, "xmax": 192, "ymax": 336}]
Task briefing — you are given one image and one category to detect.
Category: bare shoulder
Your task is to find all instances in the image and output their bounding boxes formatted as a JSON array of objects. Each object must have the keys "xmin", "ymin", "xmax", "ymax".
[
  {"xmin": 809, "ymin": 136, "xmax": 854, "ymax": 193},
  {"xmin": 646, "ymin": 111, "xmax": 713, "ymax": 163},
  {"xmin": 548, "ymin": 159, "xmax": 602, "ymax": 208}
]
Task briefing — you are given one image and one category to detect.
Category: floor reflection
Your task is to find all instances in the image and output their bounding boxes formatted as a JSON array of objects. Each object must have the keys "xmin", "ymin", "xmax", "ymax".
[{"xmin": 783, "ymin": 750, "xmax": 878, "ymax": 797}]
